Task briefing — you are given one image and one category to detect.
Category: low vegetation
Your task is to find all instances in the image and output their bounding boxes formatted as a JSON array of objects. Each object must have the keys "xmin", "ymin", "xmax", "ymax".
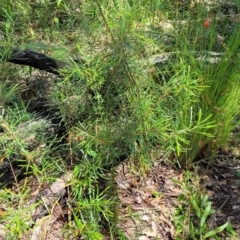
[{"xmin": 0, "ymin": 0, "xmax": 239, "ymax": 239}]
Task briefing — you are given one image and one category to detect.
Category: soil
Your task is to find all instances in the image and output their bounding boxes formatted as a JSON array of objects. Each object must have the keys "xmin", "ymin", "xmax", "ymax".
[{"xmin": 116, "ymin": 143, "xmax": 240, "ymax": 239}]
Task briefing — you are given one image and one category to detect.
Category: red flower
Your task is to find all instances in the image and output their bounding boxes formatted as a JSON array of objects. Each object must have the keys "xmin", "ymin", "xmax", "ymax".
[{"xmin": 203, "ymin": 20, "xmax": 210, "ymax": 28}]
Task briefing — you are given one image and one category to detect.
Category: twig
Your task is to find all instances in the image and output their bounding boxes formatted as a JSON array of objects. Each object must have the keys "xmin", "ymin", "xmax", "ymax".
[{"xmin": 209, "ymin": 196, "xmax": 230, "ymax": 228}]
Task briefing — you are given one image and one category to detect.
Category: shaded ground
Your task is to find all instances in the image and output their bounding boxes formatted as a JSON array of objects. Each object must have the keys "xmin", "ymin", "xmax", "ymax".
[
  {"xmin": 197, "ymin": 147, "xmax": 240, "ymax": 236},
  {"xmin": 116, "ymin": 158, "xmax": 179, "ymax": 240},
  {"xmin": 116, "ymin": 143, "xmax": 240, "ymax": 239}
]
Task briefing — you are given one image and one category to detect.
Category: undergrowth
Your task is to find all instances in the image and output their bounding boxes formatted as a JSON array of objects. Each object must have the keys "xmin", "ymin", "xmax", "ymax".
[{"xmin": 0, "ymin": 0, "xmax": 239, "ymax": 239}]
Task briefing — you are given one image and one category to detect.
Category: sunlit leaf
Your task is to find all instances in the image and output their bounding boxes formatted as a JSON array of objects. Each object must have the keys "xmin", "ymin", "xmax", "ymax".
[
  {"xmin": 200, "ymin": 201, "xmax": 211, "ymax": 227},
  {"xmin": 204, "ymin": 222, "xmax": 229, "ymax": 238}
]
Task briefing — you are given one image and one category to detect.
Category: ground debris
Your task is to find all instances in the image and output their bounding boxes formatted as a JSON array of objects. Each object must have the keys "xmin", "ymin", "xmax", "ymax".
[
  {"xmin": 197, "ymin": 149, "xmax": 240, "ymax": 236},
  {"xmin": 116, "ymin": 158, "xmax": 181, "ymax": 239}
]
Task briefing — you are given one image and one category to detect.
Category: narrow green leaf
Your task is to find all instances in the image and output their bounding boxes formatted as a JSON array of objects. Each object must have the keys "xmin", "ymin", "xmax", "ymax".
[
  {"xmin": 203, "ymin": 222, "xmax": 229, "ymax": 238},
  {"xmin": 54, "ymin": 17, "xmax": 59, "ymax": 27},
  {"xmin": 191, "ymin": 196, "xmax": 201, "ymax": 218},
  {"xmin": 200, "ymin": 202, "xmax": 211, "ymax": 226},
  {"xmin": 226, "ymin": 222, "xmax": 236, "ymax": 236},
  {"xmin": 197, "ymin": 108, "xmax": 202, "ymax": 124},
  {"xmin": 176, "ymin": 140, "xmax": 181, "ymax": 156},
  {"xmin": 57, "ymin": 0, "xmax": 62, "ymax": 7},
  {"xmin": 201, "ymin": 195, "xmax": 209, "ymax": 207}
]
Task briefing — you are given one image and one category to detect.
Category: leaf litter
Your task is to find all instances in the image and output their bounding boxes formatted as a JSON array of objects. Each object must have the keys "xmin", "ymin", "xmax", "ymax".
[{"xmin": 116, "ymin": 137, "xmax": 240, "ymax": 239}]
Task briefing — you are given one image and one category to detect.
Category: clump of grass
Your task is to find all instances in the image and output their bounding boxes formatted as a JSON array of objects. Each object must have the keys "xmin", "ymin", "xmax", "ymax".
[
  {"xmin": 172, "ymin": 10, "xmax": 240, "ymax": 164},
  {"xmin": 201, "ymin": 27, "xmax": 240, "ymax": 150}
]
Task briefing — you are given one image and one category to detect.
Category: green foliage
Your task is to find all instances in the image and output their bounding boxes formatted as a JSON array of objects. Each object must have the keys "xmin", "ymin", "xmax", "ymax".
[
  {"xmin": 0, "ymin": 0, "xmax": 240, "ymax": 239},
  {"xmin": 174, "ymin": 172, "xmax": 236, "ymax": 239}
]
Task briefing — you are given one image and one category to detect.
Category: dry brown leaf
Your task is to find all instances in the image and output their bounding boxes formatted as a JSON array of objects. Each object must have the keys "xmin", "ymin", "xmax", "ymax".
[
  {"xmin": 159, "ymin": 214, "xmax": 171, "ymax": 226},
  {"xmin": 169, "ymin": 187, "xmax": 181, "ymax": 194},
  {"xmin": 147, "ymin": 197, "xmax": 164, "ymax": 207},
  {"xmin": 128, "ymin": 177, "xmax": 138, "ymax": 188},
  {"xmin": 144, "ymin": 185, "xmax": 157, "ymax": 196},
  {"xmin": 207, "ymin": 190, "xmax": 214, "ymax": 196}
]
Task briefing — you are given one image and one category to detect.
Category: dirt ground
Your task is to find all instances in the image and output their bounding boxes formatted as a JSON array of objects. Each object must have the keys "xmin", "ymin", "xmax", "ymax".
[{"xmin": 116, "ymin": 141, "xmax": 240, "ymax": 239}]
